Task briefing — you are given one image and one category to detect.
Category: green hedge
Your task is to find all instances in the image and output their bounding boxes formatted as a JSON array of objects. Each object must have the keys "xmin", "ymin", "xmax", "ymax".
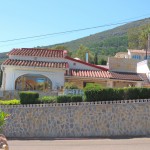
[
  {"xmin": 19, "ymin": 91, "xmax": 39, "ymax": 104},
  {"xmin": 0, "ymin": 99, "xmax": 20, "ymax": 105},
  {"xmin": 71, "ymin": 95, "xmax": 82, "ymax": 102},
  {"xmin": 84, "ymin": 87, "xmax": 150, "ymax": 102},
  {"xmin": 38, "ymin": 96, "xmax": 57, "ymax": 103},
  {"xmin": 57, "ymin": 95, "xmax": 83, "ymax": 103},
  {"xmin": 57, "ymin": 95, "xmax": 72, "ymax": 103}
]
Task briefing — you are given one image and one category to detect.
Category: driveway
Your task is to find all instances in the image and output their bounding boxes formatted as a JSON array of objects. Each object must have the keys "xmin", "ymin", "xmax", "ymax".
[{"xmin": 8, "ymin": 137, "xmax": 150, "ymax": 150}]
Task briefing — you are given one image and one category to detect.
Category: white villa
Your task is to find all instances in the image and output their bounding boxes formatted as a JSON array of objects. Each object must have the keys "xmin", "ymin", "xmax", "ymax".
[{"xmin": 0, "ymin": 48, "xmax": 150, "ymax": 98}]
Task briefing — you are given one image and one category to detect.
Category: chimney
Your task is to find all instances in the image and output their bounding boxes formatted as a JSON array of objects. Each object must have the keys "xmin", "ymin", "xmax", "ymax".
[{"xmin": 86, "ymin": 52, "xmax": 88, "ymax": 63}]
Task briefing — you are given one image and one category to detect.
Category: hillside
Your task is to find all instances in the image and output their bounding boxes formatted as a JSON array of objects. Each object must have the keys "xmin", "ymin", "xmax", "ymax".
[
  {"xmin": 42, "ymin": 17, "xmax": 150, "ymax": 56},
  {"xmin": 1, "ymin": 17, "xmax": 150, "ymax": 64},
  {"xmin": 0, "ymin": 52, "xmax": 8, "ymax": 64}
]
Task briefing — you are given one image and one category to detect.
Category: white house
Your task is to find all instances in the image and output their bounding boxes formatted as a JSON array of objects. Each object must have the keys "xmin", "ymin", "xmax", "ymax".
[{"xmin": 1, "ymin": 48, "xmax": 148, "ymax": 97}]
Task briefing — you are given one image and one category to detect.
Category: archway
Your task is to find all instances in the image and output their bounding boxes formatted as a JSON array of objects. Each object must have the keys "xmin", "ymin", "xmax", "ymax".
[{"xmin": 15, "ymin": 74, "xmax": 52, "ymax": 91}]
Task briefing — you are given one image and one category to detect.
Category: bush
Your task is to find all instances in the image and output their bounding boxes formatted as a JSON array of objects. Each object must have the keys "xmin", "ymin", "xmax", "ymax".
[
  {"xmin": 124, "ymin": 88, "xmax": 140, "ymax": 100},
  {"xmin": 57, "ymin": 95, "xmax": 72, "ymax": 103},
  {"xmin": 0, "ymin": 99, "xmax": 20, "ymax": 105},
  {"xmin": 84, "ymin": 83, "xmax": 102, "ymax": 91},
  {"xmin": 64, "ymin": 82, "xmax": 78, "ymax": 89},
  {"xmin": 71, "ymin": 95, "xmax": 82, "ymax": 102},
  {"xmin": 84, "ymin": 89, "xmax": 102, "ymax": 102},
  {"xmin": 38, "ymin": 96, "xmax": 57, "ymax": 103},
  {"xmin": 113, "ymin": 88, "xmax": 125, "ymax": 100},
  {"xmin": 0, "ymin": 110, "xmax": 9, "ymax": 131},
  {"xmin": 19, "ymin": 91, "xmax": 39, "ymax": 104},
  {"xmin": 139, "ymin": 88, "xmax": 150, "ymax": 99},
  {"xmin": 84, "ymin": 87, "xmax": 150, "ymax": 102}
]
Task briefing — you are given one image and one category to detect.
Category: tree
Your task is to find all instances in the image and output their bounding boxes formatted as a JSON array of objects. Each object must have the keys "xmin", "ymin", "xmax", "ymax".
[
  {"xmin": 128, "ymin": 24, "xmax": 150, "ymax": 49},
  {"xmin": 99, "ymin": 58, "xmax": 107, "ymax": 65},
  {"xmin": 51, "ymin": 45, "xmax": 72, "ymax": 56},
  {"xmin": 75, "ymin": 45, "xmax": 94, "ymax": 63},
  {"xmin": 94, "ymin": 52, "xmax": 98, "ymax": 65}
]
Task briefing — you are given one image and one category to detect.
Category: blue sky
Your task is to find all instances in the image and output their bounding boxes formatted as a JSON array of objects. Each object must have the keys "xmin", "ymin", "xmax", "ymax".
[{"xmin": 0, "ymin": 0, "xmax": 150, "ymax": 52}]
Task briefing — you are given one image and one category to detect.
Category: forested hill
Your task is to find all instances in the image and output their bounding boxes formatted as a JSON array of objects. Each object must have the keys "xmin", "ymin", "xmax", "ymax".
[
  {"xmin": 42, "ymin": 17, "xmax": 150, "ymax": 56},
  {"xmin": 0, "ymin": 52, "xmax": 8, "ymax": 64}
]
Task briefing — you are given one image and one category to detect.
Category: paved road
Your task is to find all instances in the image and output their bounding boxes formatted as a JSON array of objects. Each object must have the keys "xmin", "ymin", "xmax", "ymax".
[{"xmin": 8, "ymin": 138, "xmax": 150, "ymax": 150}]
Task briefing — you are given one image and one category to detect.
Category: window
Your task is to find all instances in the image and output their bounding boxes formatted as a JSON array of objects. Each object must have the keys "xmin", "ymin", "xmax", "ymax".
[{"xmin": 132, "ymin": 55, "xmax": 141, "ymax": 60}]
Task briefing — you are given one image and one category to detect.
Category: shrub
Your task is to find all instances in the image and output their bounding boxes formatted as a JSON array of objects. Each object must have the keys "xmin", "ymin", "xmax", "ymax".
[
  {"xmin": 71, "ymin": 95, "xmax": 82, "ymax": 102},
  {"xmin": 84, "ymin": 83, "xmax": 102, "ymax": 91},
  {"xmin": 139, "ymin": 88, "xmax": 150, "ymax": 99},
  {"xmin": 0, "ymin": 110, "xmax": 9, "ymax": 131},
  {"xmin": 19, "ymin": 91, "xmax": 39, "ymax": 104},
  {"xmin": 64, "ymin": 82, "xmax": 78, "ymax": 89},
  {"xmin": 39, "ymin": 96, "xmax": 57, "ymax": 103},
  {"xmin": 113, "ymin": 88, "xmax": 125, "ymax": 100},
  {"xmin": 84, "ymin": 87, "xmax": 150, "ymax": 102},
  {"xmin": 124, "ymin": 87, "xmax": 140, "ymax": 100},
  {"xmin": 57, "ymin": 95, "xmax": 72, "ymax": 103},
  {"xmin": 0, "ymin": 99, "xmax": 20, "ymax": 105},
  {"xmin": 84, "ymin": 89, "xmax": 103, "ymax": 102}
]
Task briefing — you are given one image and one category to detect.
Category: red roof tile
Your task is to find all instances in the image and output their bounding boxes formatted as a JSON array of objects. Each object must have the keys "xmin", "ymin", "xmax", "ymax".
[
  {"xmin": 8, "ymin": 48, "xmax": 66, "ymax": 58},
  {"xmin": 128, "ymin": 49, "xmax": 150, "ymax": 54},
  {"xmin": 3, "ymin": 59, "xmax": 68, "ymax": 69},
  {"xmin": 70, "ymin": 69, "xmax": 111, "ymax": 78},
  {"xmin": 110, "ymin": 72, "xmax": 142, "ymax": 81},
  {"xmin": 69, "ymin": 70, "xmax": 143, "ymax": 81}
]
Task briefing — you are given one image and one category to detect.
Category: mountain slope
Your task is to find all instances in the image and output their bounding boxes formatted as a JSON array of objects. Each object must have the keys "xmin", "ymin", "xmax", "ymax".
[{"xmin": 43, "ymin": 17, "xmax": 150, "ymax": 55}]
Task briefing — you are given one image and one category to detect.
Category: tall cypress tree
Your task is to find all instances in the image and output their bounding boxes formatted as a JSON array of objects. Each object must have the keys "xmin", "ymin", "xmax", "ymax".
[{"xmin": 94, "ymin": 52, "xmax": 98, "ymax": 65}]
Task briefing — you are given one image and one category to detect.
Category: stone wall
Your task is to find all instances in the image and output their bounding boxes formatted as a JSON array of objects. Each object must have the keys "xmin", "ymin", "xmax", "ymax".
[{"xmin": 1, "ymin": 99, "xmax": 150, "ymax": 138}]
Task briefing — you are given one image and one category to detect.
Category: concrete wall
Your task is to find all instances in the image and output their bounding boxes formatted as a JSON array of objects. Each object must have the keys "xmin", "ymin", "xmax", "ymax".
[
  {"xmin": 1, "ymin": 100, "xmax": 150, "ymax": 138},
  {"xmin": 108, "ymin": 57, "xmax": 138, "ymax": 72}
]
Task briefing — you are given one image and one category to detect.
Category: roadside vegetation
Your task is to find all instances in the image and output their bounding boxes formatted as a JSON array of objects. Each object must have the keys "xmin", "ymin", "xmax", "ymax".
[{"xmin": 0, "ymin": 83, "xmax": 150, "ymax": 105}]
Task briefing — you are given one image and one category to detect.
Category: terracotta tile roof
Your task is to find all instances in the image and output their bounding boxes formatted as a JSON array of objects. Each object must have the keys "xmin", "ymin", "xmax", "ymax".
[
  {"xmin": 69, "ymin": 70, "xmax": 143, "ymax": 81},
  {"xmin": 70, "ymin": 70, "xmax": 111, "ymax": 78},
  {"xmin": 3, "ymin": 59, "xmax": 68, "ymax": 68},
  {"xmin": 8, "ymin": 48, "xmax": 66, "ymax": 58},
  {"xmin": 110, "ymin": 72, "xmax": 143, "ymax": 81},
  {"xmin": 128, "ymin": 49, "xmax": 150, "ymax": 54}
]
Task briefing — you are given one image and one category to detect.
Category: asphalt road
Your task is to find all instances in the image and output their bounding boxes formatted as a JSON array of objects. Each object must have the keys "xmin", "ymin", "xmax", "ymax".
[{"xmin": 8, "ymin": 138, "xmax": 150, "ymax": 150}]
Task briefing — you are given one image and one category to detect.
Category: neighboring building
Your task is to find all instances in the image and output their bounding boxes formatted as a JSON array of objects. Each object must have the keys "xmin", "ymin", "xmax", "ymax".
[
  {"xmin": 115, "ymin": 49, "xmax": 150, "ymax": 61},
  {"xmin": 0, "ymin": 48, "xmax": 149, "ymax": 98}
]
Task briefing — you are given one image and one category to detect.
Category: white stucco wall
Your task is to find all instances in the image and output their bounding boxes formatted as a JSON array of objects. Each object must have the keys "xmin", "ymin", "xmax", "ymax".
[
  {"xmin": 2, "ymin": 66, "xmax": 65, "ymax": 91},
  {"xmin": 137, "ymin": 60, "xmax": 150, "ymax": 73},
  {"xmin": 66, "ymin": 59, "xmax": 100, "ymax": 70}
]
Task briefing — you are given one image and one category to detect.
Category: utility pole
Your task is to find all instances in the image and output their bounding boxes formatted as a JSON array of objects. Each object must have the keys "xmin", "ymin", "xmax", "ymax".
[
  {"xmin": 148, "ymin": 33, "xmax": 150, "ymax": 50},
  {"xmin": 146, "ymin": 33, "xmax": 150, "ymax": 60}
]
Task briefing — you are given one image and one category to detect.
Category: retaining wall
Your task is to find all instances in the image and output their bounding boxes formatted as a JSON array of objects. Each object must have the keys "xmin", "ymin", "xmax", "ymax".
[{"xmin": 1, "ymin": 99, "xmax": 150, "ymax": 138}]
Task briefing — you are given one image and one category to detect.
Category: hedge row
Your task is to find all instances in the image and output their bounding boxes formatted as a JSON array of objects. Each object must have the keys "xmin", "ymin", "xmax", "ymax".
[
  {"xmin": 84, "ymin": 87, "xmax": 150, "ymax": 101},
  {"xmin": 0, "ymin": 99, "xmax": 20, "ymax": 105},
  {"xmin": 19, "ymin": 92, "xmax": 39, "ymax": 104},
  {"xmin": 19, "ymin": 92, "xmax": 83, "ymax": 104}
]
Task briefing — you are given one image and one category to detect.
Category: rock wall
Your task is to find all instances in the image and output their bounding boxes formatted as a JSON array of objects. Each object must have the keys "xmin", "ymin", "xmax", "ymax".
[{"xmin": 1, "ymin": 99, "xmax": 150, "ymax": 138}]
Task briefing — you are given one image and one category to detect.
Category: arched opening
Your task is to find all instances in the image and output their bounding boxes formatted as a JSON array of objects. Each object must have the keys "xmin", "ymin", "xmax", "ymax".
[{"xmin": 15, "ymin": 74, "xmax": 52, "ymax": 91}]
